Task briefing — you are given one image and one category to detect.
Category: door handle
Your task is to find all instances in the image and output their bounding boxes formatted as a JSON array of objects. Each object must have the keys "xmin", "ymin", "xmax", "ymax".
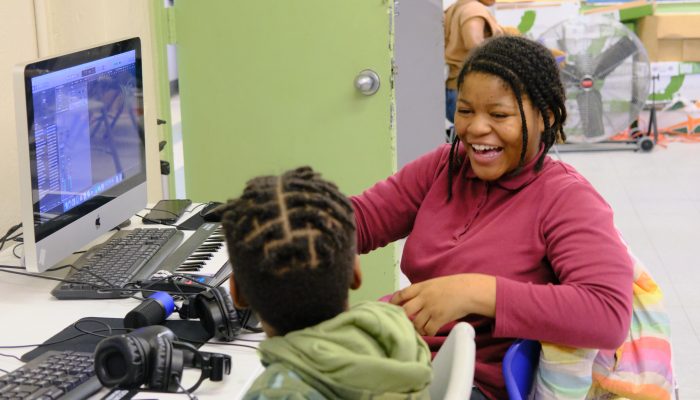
[{"xmin": 354, "ymin": 69, "xmax": 380, "ymax": 96}]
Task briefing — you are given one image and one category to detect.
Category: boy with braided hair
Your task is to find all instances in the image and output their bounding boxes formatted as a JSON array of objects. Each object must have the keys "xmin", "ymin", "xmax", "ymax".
[{"xmin": 220, "ymin": 166, "xmax": 432, "ymax": 399}]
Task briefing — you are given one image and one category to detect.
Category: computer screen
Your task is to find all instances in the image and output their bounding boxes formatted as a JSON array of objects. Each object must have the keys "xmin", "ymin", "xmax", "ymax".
[{"xmin": 14, "ymin": 38, "xmax": 147, "ymax": 273}]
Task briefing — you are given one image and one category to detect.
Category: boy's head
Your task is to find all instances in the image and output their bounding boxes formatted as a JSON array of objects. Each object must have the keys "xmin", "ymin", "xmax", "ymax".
[{"xmin": 221, "ymin": 166, "xmax": 360, "ymax": 336}]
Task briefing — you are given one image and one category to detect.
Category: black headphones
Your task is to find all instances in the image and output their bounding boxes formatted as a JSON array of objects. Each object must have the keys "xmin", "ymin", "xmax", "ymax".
[
  {"xmin": 124, "ymin": 287, "xmax": 244, "ymax": 341},
  {"xmin": 94, "ymin": 325, "xmax": 231, "ymax": 393},
  {"xmin": 178, "ymin": 287, "xmax": 242, "ymax": 341}
]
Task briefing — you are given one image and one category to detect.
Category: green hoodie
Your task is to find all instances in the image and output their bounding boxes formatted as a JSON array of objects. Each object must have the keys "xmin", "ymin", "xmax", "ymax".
[{"xmin": 243, "ymin": 301, "xmax": 433, "ymax": 399}]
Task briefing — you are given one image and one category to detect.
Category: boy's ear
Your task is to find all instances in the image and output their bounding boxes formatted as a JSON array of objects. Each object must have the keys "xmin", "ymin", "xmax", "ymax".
[
  {"xmin": 350, "ymin": 255, "xmax": 362, "ymax": 290},
  {"xmin": 229, "ymin": 276, "xmax": 249, "ymax": 308}
]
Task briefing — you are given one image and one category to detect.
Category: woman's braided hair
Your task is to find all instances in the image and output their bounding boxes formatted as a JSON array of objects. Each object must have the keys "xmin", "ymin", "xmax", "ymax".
[
  {"xmin": 448, "ymin": 35, "xmax": 567, "ymax": 199},
  {"xmin": 220, "ymin": 166, "xmax": 356, "ymax": 335}
]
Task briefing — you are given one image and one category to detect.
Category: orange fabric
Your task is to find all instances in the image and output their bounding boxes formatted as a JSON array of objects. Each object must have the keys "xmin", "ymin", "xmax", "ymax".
[
  {"xmin": 590, "ymin": 373, "xmax": 671, "ymax": 400},
  {"xmin": 444, "ymin": 0, "xmax": 504, "ymax": 89}
]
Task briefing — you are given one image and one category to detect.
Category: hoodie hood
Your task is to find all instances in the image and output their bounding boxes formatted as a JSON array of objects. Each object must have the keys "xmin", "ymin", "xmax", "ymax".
[{"xmin": 257, "ymin": 301, "xmax": 432, "ymax": 399}]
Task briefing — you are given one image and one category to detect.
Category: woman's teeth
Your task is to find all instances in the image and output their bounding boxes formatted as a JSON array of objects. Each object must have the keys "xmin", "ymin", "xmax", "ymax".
[{"xmin": 472, "ymin": 144, "xmax": 501, "ymax": 152}]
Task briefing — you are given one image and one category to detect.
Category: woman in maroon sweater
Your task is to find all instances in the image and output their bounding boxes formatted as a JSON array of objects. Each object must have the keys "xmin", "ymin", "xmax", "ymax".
[{"xmin": 351, "ymin": 36, "xmax": 633, "ymax": 399}]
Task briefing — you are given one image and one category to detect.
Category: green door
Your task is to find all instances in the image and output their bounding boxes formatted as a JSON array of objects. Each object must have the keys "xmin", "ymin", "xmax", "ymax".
[{"xmin": 154, "ymin": 1, "xmax": 398, "ymax": 301}]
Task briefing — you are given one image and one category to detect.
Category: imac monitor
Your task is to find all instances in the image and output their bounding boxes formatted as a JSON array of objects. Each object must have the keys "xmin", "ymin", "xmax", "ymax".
[{"xmin": 14, "ymin": 38, "xmax": 146, "ymax": 273}]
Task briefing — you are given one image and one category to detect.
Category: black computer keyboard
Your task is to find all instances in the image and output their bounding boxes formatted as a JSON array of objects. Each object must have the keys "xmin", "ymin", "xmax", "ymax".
[
  {"xmin": 51, "ymin": 228, "xmax": 184, "ymax": 300},
  {"xmin": 0, "ymin": 350, "xmax": 101, "ymax": 400}
]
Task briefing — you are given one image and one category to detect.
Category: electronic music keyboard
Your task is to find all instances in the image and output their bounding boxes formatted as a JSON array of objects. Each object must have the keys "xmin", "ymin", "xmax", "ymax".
[{"xmin": 141, "ymin": 222, "xmax": 232, "ymax": 294}]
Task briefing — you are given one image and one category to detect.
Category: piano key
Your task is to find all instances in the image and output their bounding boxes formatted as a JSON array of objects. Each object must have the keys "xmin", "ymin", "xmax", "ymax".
[{"xmin": 154, "ymin": 223, "xmax": 230, "ymax": 278}]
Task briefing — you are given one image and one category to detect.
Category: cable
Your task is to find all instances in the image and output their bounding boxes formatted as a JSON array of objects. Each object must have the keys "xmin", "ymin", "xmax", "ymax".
[
  {"xmin": 174, "ymin": 377, "xmax": 198, "ymax": 400},
  {"xmin": 138, "ymin": 274, "xmax": 191, "ymax": 296},
  {"xmin": 68, "ymin": 264, "xmax": 115, "ymax": 289},
  {"xmin": 0, "ymin": 263, "xmax": 71, "ymax": 272},
  {"xmin": 137, "ymin": 273, "xmax": 215, "ymax": 298},
  {"xmin": 188, "ymin": 202, "xmax": 208, "ymax": 215},
  {"xmin": 0, "ymin": 353, "xmax": 22, "ymax": 361},
  {"xmin": 143, "ymin": 207, "xmax": 182, "ymax": 218},
  {"xmin": 0, "ymin": 266, "xmax": 92, "ymax": 285},
  {"xmin": 6, "ymin": 231, "xmax": 23, "ymax": 243},
  {"xmin": 137, "ymin": 206, "xmax": 186, "ymax": 226},
  {"xmin": 176, "ymin": 336, "xmax": 259, "ymax": 351},
  {"xmin": 196, "ymin": 201, "xmax": 220, "ymax": 217},
  {"xmin": 237, "ymin": 309, "xmax": 263, "ymax": 333},
  {"xmin": 0, "ymin": 223, "xmax": 22, "ymax": 251},
  {"xmin": 232, "ymin": 337, "xmax": 264, "ymax": 343},
  {"xmin": 134, "ymin": 214, "xmax": 178, "ymax": 226},
  {"xmin": 0, "ymin": 323, "xmax": 238, "ymax": 351},
  {"xmin": 73, "ymin": 319, "xmax": 115, "ymax": 339},
  {"xmin": 0, "ymin": 266, "xmax": 125, "ymax": 294},
  {"xmin": 0, "ymin": 260, "xmax": 153, "ymax": 301},
  {"xmin": 243, "ymin": 325, "xmax": 263, "ymax": 334},
  {"xmin": 46, "ymin": 264, "xmax": 73, "ymax": 272},
  {"xmin": 0, "ymin": 367, "xmax": 8, "ymax": 374},
  {"xmin": 168, "ymin": 273, "xmax": 215, "ymax": 289},
  {"xmin": 12, "ymin": 243, "xmax": 23, "ymax": 259},
  {"xmin": 0, "ymin": 327, "xmax": 128, "ymax": 349},
  {"xmin": 0, "ymin": 265, "xmax": 214, "ymax": 300}
]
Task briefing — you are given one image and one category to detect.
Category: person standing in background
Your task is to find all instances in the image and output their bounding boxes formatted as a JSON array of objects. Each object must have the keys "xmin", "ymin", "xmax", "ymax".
[{"xmin": 444, "ymin": 0, "xmax": 505, "ymax": 125}]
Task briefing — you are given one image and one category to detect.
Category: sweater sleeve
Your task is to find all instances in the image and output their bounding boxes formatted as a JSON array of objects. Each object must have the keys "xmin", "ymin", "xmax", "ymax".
[
  {"xmin": 493, "ymin": 177, "xmax": 633, "ymax": 349},
  {"xmin": 457, "ymin": 2, "xmax": 503, "ymax": 42},
  {"xmin": 351, "ymin": 146, "xmax": 450, "ymax": 254}
]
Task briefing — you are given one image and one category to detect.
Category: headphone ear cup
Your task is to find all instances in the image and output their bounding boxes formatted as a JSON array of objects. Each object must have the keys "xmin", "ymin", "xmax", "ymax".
[
  {"xmin": 94, "ymin": 335, "xmax": 148, "ymax": 389},
  {"xmin": 219, "ymin": 288, "xmax": 243, "ymax": 341},
  {"xmin": 195, "ymin": 288, "xmax": 240, "ymax": 341},
  {"xmin": 215, "ymin": 286, "xmax": 241, "ymax": 341},
  {"xmin": 149, "ymin": 334, "xmax": 173, "ymax": 391}
]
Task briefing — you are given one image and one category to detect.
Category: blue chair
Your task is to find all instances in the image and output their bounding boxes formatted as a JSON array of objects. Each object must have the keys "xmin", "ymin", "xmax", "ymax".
[{"xmin": 503, "ymin": 339, "xmax": 541, "ymax": 400}]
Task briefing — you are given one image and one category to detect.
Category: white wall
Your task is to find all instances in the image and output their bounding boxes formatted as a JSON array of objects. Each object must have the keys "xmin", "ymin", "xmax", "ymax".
[
  {"xmin": 0, "ymin": 0, "xmax": 39, "ymax": 246},
  {"xmin": 0, "ymin": 0, "xmax": 162, "ymax": 249}
]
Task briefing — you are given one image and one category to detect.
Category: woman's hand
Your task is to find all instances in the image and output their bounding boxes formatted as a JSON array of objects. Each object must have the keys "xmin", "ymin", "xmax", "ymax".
[{"xmin": 390, "ymin": 273, "xmax": 496, "ymax": 336}]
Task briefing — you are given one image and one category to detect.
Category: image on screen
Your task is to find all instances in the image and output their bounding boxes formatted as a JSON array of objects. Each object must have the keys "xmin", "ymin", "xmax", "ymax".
[{"xmin": 27, "ymin": 48, "xmax": 146, "ymax": 241}]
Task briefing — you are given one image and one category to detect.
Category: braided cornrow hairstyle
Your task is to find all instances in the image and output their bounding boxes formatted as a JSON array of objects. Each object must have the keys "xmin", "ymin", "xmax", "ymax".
[
  {"xmin": 221, "ymin": 166, "xmax": 356, "ymax": 335},
  {"xmin": 448, "ymin": 35, "xmax": 567, "ymax": 200}
]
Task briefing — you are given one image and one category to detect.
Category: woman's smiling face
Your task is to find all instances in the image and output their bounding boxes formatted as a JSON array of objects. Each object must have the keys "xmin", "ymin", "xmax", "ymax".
[{"xmin": 454, "ymin": 72, "xmax": 544, "ymax": 181}]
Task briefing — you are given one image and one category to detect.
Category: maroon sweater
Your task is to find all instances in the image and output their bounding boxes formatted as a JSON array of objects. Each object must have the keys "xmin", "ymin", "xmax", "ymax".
[{"xmin": 351, "ymin": 145, "xmax": 633, "ymax": 399}]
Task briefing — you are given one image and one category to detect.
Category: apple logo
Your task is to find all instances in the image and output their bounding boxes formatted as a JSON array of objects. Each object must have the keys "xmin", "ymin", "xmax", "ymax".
[{"xmin": 95, "ymin": 216, "xmax": 101, "ymax": 229}]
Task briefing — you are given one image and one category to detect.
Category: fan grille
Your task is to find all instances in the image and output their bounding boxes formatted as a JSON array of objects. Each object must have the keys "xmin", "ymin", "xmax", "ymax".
[{"xmin": 539, "ymin": 15, "xmax": 650, "ymax": 143}]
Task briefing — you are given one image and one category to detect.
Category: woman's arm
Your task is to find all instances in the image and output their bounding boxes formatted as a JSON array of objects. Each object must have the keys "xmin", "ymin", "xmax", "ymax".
[
  {"xmin": 351, "ymin": 145, "xmax": 451, "ymax": 254},
  {"xmin": 457, "ymin": 2, "xmax": 498, "ymax": 52},
  {"xmin": 461, "ymin": 17, "xmax": 487, "ymax": 52},
  {"xmin": 391, "ymin": 177, "xmax": 633, "ymax": 349},
  {"xmin": 494, "ymin": 180, "xmax": 633, "ymax": 349}
]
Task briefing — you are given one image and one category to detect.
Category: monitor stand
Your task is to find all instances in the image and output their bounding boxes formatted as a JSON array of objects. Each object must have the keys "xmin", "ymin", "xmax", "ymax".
[{"xmin": 116, "ymin": 219, "xmax": 132, "ymax": 229}]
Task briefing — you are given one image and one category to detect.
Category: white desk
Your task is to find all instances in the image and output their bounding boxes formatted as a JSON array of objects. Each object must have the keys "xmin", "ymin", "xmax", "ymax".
[{"xmin": 0, "ymin": 208, "xmax": 264, "ymax": 399}]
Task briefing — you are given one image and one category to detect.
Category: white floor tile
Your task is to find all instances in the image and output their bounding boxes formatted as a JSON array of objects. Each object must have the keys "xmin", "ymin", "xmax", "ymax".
[{"xmin": 667, "ymin": 306, "xmax": 700, "ymax": 399}]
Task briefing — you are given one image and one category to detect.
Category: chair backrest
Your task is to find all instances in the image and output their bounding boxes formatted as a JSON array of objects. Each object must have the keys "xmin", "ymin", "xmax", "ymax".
[
  {"xmin": 503, "ymin": 339, "xmax": 541, "ymax": 400},
  {"xmin": 429, "ymin": 322, "xmax": 476, "ymax": 400}
]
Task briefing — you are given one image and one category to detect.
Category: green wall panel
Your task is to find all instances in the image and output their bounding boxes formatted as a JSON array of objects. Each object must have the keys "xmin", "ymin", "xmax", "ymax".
[
  {"xmin": 149, "ymin": 1, "xmax": 176, "ymax": 196},
  {"xmin": 171, "ymin": 1, "xmax": 398, "ymax": 301}
]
